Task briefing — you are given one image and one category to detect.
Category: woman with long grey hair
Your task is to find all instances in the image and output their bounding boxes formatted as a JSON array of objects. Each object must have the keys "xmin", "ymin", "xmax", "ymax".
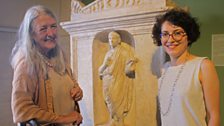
[{"xmin": 11, "ymin": 5, "xmax": 83, "ymax": 126}]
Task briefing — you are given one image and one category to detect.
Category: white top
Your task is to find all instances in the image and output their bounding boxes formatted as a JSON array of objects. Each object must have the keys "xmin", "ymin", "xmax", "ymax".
[{"xmin": 158, "ymin": 57, "xmax": 207, "ymax": 126}]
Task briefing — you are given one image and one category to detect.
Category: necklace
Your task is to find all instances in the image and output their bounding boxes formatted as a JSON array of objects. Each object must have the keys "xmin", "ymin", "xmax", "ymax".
[
  {"xmin": 39, "ymin": 53, "xmax": 54, "ymax": 67},
  {"xmin": 43, "ymin": 59, "xmax": 54, "ymax": 67},
  {"xmin": 158, "ymin": 62, "xmax": 186, "ymax": 116}
]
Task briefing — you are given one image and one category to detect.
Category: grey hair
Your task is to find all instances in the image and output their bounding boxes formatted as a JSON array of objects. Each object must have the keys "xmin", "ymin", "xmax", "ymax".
[{"xmin": 10, "ymin": 5, "xmax": 67, "ymax": 77}]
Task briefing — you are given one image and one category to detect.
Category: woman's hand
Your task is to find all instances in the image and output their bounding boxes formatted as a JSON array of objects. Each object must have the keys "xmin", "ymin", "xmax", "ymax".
[
  {"xmin": 70, "ymin": 86, "xmax": 83, "ymax": 101},
  {"xmin": 57, "ymin": 111, "xmax": 82, "ymax": 125}
]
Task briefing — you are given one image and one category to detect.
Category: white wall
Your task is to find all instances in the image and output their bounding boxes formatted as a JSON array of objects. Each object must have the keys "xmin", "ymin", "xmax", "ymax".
[{"xmin": 0, "ymin": 0, "xmax": 71, "ymax": 125}]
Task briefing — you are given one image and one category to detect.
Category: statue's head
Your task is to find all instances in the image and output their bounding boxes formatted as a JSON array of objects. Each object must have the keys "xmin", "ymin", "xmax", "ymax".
[{"xmin": 108, "ymin": 31, "xmax": 121, "ymax": 48}]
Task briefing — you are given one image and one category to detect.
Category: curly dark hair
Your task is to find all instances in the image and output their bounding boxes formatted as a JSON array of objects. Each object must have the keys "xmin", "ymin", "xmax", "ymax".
[{"xmin": 152, "ymin": 8, "xmax": 200, "ymax": 46}]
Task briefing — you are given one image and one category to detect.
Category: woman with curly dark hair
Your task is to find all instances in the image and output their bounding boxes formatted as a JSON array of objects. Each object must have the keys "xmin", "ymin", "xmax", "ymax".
[{"xmin": 152, "ymin": 8, "xmax": 220, "ymax": 126}]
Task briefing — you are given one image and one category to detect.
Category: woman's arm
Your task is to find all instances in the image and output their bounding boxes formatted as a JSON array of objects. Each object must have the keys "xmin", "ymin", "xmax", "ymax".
[
  {"xmin": 199, "ymin": 59, "xmax": 220, "ymax": 126},
  {"xmin": 12, "ymin": 59, "xmax": 82, "ymax": 125},
  {"xmin": 67, "ymin": 65, "xmax": 83, "ymax": 102},
  {"xmin": 11, "ymin": 58, "xmax": 59, "ymax": 123}
]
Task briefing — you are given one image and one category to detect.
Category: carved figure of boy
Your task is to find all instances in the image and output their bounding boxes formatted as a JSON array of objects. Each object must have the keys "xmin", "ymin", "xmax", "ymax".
[{"xmin": 99, "ymin": 31, "xmax": 138, "ymax": 126}]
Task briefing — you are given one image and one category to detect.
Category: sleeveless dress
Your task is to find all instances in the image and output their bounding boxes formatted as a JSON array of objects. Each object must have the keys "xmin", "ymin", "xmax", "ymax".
[{"xmin": 158, "ymin": 57, "xmax": 207, "ymax": 126}]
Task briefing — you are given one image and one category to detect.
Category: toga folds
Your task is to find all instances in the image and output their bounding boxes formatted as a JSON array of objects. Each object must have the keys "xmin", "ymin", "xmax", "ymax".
[{"xmin": 99, "ymin": 42, "xmax": 137, "ymax": 121}]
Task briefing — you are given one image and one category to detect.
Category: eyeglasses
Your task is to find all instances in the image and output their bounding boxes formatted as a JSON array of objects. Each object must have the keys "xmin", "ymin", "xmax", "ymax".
[{"xmin": 160, "ymin": 30, "xmax": 186, "ymax": 42}]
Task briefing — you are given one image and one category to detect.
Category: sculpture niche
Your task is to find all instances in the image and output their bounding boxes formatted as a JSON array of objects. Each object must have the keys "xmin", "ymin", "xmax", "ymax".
[{"xmin": 98, "ymin": 31, "xmax": 138, "ymax": 126}]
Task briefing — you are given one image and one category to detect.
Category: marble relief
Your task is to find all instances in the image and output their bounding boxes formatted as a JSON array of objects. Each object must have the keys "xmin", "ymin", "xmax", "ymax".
[{"xmin": 61, "ymin": 0, "xmax": 175, "ymax": 125}]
